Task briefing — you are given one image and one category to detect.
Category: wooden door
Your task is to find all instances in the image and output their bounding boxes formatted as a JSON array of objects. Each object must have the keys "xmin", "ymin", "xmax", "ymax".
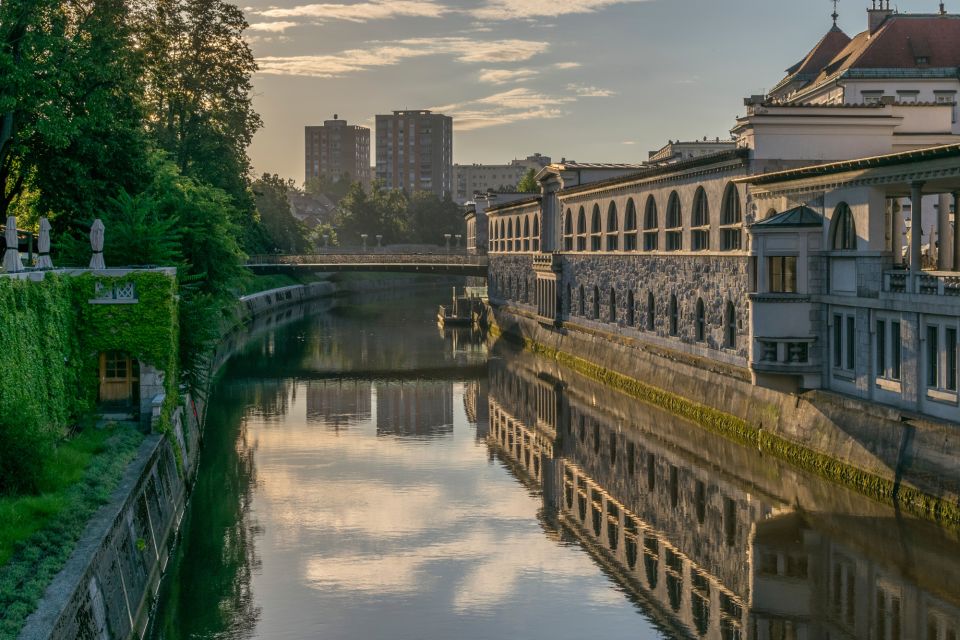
[{"xmin": 99, "ymin": 351, "xmax": 139, "ymax": 408}]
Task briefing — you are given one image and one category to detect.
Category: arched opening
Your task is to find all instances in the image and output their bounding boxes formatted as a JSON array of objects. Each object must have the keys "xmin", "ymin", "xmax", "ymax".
[
  {"xmin": 563, "ymin": 209, "xmax": 573, "ymax": 251},
  {"xmin": 579, "ymin": 285, "xmax": 586, "ymax": 316},
  {"xmin": 606, "ymin": 202, "xmax": 619, "ymax": 251},
  {"xmin": 665, "ymin": 192, "xmax": 682, "ymax": 251},
  {"xmin": 507, "ymin": 218, "xmax": 514, "ymax": 252},
  {"xmin": 626, "ymin": 290, "xmax": 635, "ymax": 326},
  {"xmin": 576, "ymin": 206, "xmax": 587, "ymax": 251},
  {"xmin": 524, "ymin": 277, "xmax": 529, "ymax": 302},
  {"xmin": 724, "ymin": 301, "xmax": 736, "ymax": 349},
  {"xmin": 608, "ymin": 288, "xmax": 617, "ymax": 323},
  {"xmin": 691, "ymin": 187, "xmax": 709, "ymax": 251},
  {"xmin": 523, "ymin": 216, "xmax": 531, "ymax": 251},
  {"xmin": 592, "ymin": 285, "xmax": 600, "ymax": 319},
  {"xmin": 646, "ymin": 292, "xmax": 655, "ymax": 331},
  {"xmin": 532, "ymin": 215, "xmax": 540, "ymax": 251},
  {"xmin": 720, "ymin": 182, "xmax": 742, "ymax": 251},
  {"xmin": 590, "ymin": 204, "xmax": 602, "ymax": 251},
  {"xmin": 668, "ymin": 294, "xmax": 679, "ymax": 336},
  {"xmin": 624, "ymin": 199, "xmax": 638, "ymax": 251},
  {"xmin": 643, "ymin": 195, "xmax": 659, "ymax": 251},
  {"xmin": 566, "ymin": 282, "xmax": 572, "ymax": 315},
  {"xmin": 98, "ymin": 350, "xmax": 140, "ymax": 411},
  {"xmin": 695, "ymin": 298, "xmax": 706, "ymax": 342},
  {"xmin": 831, "ymin": 202, "xmax": 856, "ymax": 250}
]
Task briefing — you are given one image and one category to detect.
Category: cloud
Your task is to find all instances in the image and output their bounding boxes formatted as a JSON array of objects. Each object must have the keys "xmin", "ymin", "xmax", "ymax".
[
  {"xmin": 257, "ymin": 37, "xmax": 550, "ymax": 78},
  {"xmin": 567, "ymin": 83, "xmax": 616, "ymax": 97},
  {"xmin": 433, "ymin": 87, "xmax": 575, "ymax": 131},
  {"xmin": 254, "ymin": 0, "xmax": 449, "ymax": 22},
  {"xmin": 471, "ymin": 0, "xmax": 652, "ymax": 20},
  {"xmin": 553, "ymin": 61, "xmax": 581, "ymax": 69},
  {"xmin": 621, "ymin": 140, "xmax": 635, "ymax": 145},
  {"xmin": 478, "ymin": 68, "xmax": 538, "ymax": 84},
  {"xmin": 248, "ymin": 21, "xmax": 299, "ymax": 32}
]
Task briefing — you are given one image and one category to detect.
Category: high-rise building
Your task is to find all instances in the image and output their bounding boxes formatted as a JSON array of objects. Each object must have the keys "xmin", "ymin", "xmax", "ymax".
[
  {"xmin": 304, "ymin": 115, "xmax": 371, "ymax": 187},
  {"xmin": 375, "ymin": 110, "xmax": 453, "ymax": 197}
]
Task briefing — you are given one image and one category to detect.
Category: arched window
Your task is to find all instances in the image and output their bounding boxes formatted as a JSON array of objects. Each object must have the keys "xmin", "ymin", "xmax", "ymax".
[
  {"xmin": 563, "ymin": 209, "xmax": 573, "ymax": 251},
  {"xmin": 691, "ymin": 187, "xmax": 709, "ymax": 251},
  {"xmin": 593, "ymin": 285, "xmax": 600, "ymax": 319},
  {"xmin": 500, "ymin": 220, "xmax": 506, "ymax": 251},
  {"xmin": 831, "ymin": 202, "xmax": 856, "ymax": 250},
  {"xmin": 626, "ymin": 290, "xmax": 635, "ymax": 326},
  {"xmin": 576, "ymin": 206, "xmax": 587, "ymax": 251},
  {"xmin": 579, "ymin": 285, "xmax": 586, "ymax": 316},
  {"xmin": 643, "ymin": 196, "xmax": 659, "ymax": 251},
  {"xmin": 720, "ymin": 183, "xmax": 742, "ymax": 251},
  {"xmin": 532, "ymin": 215, "xmax": 540, "ymax": 251},
  {"xmin": 695, "ymin": 298, "xmax": 706, "ymax": 342},
  {"xmin": 590, "ymin": 204, "xmax": 602, "ymax": 251},
  {"xmin": 724, "ymin": 300, "xmax": 736, "ymax": 349},
  {"xmin": 624, "ymin": 199, "xmax": 638, "ymax": 251},
  {"xmin": 606, "ymin": 202, "xmax": 619, "ymax": 251},
  {"xmin": 507, "ymin": 218, "xmax": 514, "ymax": 252},
  {"xmin": 608, "ymin": 288, "xmax": 617, "ymax": 323},
  {"xmin": 646, "ymin": 292, "xmax": 655, "ymax": 331},
  {"xmin": 523, "ymin": 216, "xmax": 531, "ymax": 251},
  {"xmin": 668, "ymin": 294, "xmax": 679, "ymax": 336},
  {"xmin": 665, "ymin": 192, "xmax": 682, "ymax": 251}
]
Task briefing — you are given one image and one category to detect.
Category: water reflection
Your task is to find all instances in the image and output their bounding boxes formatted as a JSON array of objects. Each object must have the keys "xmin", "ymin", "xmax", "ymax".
[{"xmin": 488, "ymin": 346, "xmax": 960, "ymax": 640}]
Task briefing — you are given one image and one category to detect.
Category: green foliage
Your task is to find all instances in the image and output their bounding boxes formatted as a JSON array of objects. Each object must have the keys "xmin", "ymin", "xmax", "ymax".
[
  {"xmin": 0, "ymin": 425, "xmax": 143, "ymax": 639},
  {"xmin": 516, "ymin": 168, "xmax": 539, "ymax": 193},
  {"xmin": 252, "ymin": 173, "xmax": 310, "ymax": 253},
  {"xmin": 304, "ymin": 173, "xmax": 355, "ymax": 204},
  {"xmin": 406, "ymin": 191, "xmax": 466, "ymax": 245},
  {"xmin": 334, "ymin": 183, "xmax": 465, "ymax": 246},
  {"xmin": 102, "ymin": 190, "xmax": 183, "ymax": 268}
]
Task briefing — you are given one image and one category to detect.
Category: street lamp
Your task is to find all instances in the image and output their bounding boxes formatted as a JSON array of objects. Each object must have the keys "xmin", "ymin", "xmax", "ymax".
[
  {"xmin": 376, "ymin": 234, "xmax": 383, "ymax": 249},
  {"xmin": 361, "ymin": 233, "xmax": 368, "ymax": 252},
  {"xmin": 444, "ymin": 233, "xmax": 452, "ymax": 253},
  {"xmin": 455, "ymin": 234, "xmax": 462, "ymax": 249},
  {"xmin": 322, "ymin": 234, "xmax": 329, "ymax": 249}
]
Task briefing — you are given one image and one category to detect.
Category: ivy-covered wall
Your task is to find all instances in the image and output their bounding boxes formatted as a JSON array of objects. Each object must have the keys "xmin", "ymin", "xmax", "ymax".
[{"xmin": 0, "ymin": 271, "xmax": 179, "ymax": 493}]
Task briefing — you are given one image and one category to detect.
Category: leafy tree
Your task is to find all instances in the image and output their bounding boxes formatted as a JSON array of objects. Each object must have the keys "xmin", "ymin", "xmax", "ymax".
[
  {"xmin": 304, "ymin": 173, "xmax": 356, "ymax": 204},
  {"xmin": 516, "ymin": 168, "xmax": 539, "ymax": 193},
  {"xmin": 101, "ymin": 190, "xmax": 182, "ymax": 267},
  {"xmin": 335, "ymin": 182, "xmax": 408, "ymax": 246},
  {"xmin": 252, "ymin": 173, "xmax": 310, "ymax": 253},
  {"xmin": 406, "ymin": 192, "xmax": 465, "ymax": 244}
]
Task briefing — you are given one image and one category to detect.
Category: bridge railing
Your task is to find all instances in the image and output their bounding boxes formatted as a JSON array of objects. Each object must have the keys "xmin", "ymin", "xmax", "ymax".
[{"xmin": 247, "ymin": 253, "xmax": 487, "ymax": 266}]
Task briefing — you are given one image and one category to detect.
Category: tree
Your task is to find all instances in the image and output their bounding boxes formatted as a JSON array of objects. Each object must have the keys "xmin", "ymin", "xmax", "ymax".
[
  {"xmin": 335, "ymin": 182, "xmax": 407, "ymax": 246},
  {"xmin": 406, "ymin": 192, "xmax": 465, "ymax": 244},
  {"xmin": 252, "ymin": 174, "xmax": 310, "ymax": 253},
  {"xmin": 304, "ymin": 173, "xmax": 356, "ymax": 204},
  {"xmin": 517, "ymin": 168, "xmax": 539, "ymax": 193}
]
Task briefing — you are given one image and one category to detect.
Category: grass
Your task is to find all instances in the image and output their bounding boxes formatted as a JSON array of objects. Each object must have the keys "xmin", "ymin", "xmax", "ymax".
[{"xmin": 0, "ymin": 425, "xmax": 144, "ymax": 638}]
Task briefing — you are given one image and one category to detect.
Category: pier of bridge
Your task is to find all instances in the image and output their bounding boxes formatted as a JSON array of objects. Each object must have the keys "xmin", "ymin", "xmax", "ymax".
[{"xmin": 246, "ymin": 252, "xmax": 488, "ymax": 277}]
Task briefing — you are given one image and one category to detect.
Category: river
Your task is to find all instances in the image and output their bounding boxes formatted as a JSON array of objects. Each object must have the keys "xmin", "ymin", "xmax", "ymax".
[{"xmin": 150, "ymin": 289, "xmax": 960, "ymax": 640}]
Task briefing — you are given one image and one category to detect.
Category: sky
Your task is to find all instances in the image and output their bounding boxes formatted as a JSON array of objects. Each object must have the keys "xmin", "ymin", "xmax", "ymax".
[{"xmin": 243, "ymin": 0, "xmax": 947, "ymax": 182}]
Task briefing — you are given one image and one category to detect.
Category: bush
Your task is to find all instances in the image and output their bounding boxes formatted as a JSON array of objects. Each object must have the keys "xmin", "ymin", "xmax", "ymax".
[{"xmin": 0, "ymin": 416, "xmax": 52, "ymax": 495}]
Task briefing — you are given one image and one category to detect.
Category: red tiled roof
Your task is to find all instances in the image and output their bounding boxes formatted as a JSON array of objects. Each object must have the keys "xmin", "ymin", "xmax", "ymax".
[{"xmin": 786, "ymin": 25, "xmax": 852, "ymax": 76}]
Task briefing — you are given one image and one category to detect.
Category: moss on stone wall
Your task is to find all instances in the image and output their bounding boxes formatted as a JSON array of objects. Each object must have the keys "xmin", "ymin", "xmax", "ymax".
[{"xmin": 488, "ymin": 317, "xmax": 960, "ymax": 527}]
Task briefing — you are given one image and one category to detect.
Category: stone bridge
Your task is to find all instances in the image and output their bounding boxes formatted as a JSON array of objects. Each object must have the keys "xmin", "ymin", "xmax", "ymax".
[{"xmin": 246, "ymin": 253, "xmax": 488, "ymax": 277}]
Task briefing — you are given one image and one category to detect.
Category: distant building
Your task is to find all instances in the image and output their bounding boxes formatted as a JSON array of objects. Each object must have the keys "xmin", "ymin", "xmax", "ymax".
[
  {"xmin": 287, "ymin": 190, "xmax": 336, "ymax": 228},
  {"xmin": 648, "ymin": 139, "xmax": 737, "ymax": 164},
  {"xmin": 453, "ymin": 153, "xmax": 552, "ymax": 203},
  {"xmin": 375, "ymin": 110, "xmax": 453, "ymax": 197},
  {"xmin": 304, "ymin": 115, "xmax": 371, "ymax": 187}
]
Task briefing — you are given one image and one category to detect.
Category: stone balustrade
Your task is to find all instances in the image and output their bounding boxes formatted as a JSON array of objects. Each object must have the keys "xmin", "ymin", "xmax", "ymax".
[
  {"xmin": 883, "ymin": 269, "xmax": 960, "ymax": 296},
  {"xmin": 247, "ymin": 252, "xmax": 484, "ymax": 266}
]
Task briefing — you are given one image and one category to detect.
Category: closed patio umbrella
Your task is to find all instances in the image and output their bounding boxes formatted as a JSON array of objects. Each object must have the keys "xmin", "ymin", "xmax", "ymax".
[
  {"xmin": 36, "ymin": 218, "xmax": 53, "ymax": 269},
  {"xmin": 89, "ymin": 218, "xmax": 105, "ymax": 269},
  {"xmin": 3, "ymin": 216, "xmax": 23, "ymax": 273}
]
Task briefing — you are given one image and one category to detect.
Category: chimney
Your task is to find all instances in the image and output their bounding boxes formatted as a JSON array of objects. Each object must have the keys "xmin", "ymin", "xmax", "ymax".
[{"xmin": 867, "ymin": 0, "xmax": 893, "ymax": 34}]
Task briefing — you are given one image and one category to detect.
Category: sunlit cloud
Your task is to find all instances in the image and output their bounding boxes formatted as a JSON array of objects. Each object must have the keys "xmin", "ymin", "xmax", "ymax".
[
  {"xmin": 567, "ymin": 83, "xmax": 616, "ymax": 97},
  {"xmin": 248, "ymin": 21, "xmax": 299, "ymax": 32},
  {"xmin": 257, "ymin": 37, "xmax": 550, "ymax": 78},
  {"xmin": 478, "ymin": 68, "xmax": 538, "ymax": 84},
  {"xmin": 433, "ymin": 87, "xmax": 575, "ymax": 131},
  {"xmin": 254, "ymin": 0, "xmax": 449, "ymax": 22},
  {"xmin": 553, "ymin": 61, "xmax": 581, "ymax": 69},
  {"xmin": 471, "ymin": 0, "xmax": 652, "ymax": 20}
]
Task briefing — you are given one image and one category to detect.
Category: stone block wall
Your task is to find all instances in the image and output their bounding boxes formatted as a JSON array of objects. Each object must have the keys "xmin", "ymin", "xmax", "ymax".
[{"xmin": 488, "ymin": 254, "xmax": 536, "ymax": 307}]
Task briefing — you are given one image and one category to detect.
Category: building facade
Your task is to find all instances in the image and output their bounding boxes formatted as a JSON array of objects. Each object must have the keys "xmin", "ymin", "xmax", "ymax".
[
  {"xmin": 483, "ymin": 6, "xmax": 960, "ymax": 424},
  {"xmin": 304, "ymin": 115, "xmax": 371, "ymax": 187},
  {"xmin": 375, "ymin": 110, "xmax": 453, "ymax": 197},
  {"xmin": 453, "ymin": 153, "xmax": 552, "ymax": 202}
]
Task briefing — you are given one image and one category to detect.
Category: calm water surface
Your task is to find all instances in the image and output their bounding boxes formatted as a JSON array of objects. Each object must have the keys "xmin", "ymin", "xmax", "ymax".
[{"xmin": 151, "ymin": 290, "xmax": 960, "ymax": 640}]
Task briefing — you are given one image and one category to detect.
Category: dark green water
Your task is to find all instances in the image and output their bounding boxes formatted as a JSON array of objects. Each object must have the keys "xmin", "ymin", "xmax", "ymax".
[{"xmin": 150, "ymin": 291, "xmax": 960, "ymax": 640}]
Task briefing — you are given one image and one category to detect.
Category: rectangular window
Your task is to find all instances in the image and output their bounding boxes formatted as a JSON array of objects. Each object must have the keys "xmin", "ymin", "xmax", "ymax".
[
  {"xmin": 846, "ymin": 315, "xmax": 856, "ymax": 370},
  {"xmin": 891, "ymin": 321, "xmax": 901, "ymax": 380},
  {"xmin": 948, "ymin": 328, "xmax": 958, "ymax": 392},
  {"xmin": 928, "ymin": 325, "xmax": 939, "ymax": 388},
  {"xmin": 769, "ymin": 256, "xmax": 797, "ymax": 293},
  {"xmin": 834, "ymin": 315, "xmax": 843, "ymax": 368},
  {"xmin": 876, "ymin": 319, "xmax": 886, "ymax": 377}
]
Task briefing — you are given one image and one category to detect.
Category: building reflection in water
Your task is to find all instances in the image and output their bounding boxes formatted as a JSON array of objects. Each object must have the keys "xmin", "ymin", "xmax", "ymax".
[
  {"xmin": 486, "ymin": 350, "xmax": 960, "ymax": 640},
  {"xmin": 305, "ymin": 380, "xmax": 372, "ymax": 431},
  {"xmin": 376, "ymin": 381, "xmax": 454, "ymax": 438}
]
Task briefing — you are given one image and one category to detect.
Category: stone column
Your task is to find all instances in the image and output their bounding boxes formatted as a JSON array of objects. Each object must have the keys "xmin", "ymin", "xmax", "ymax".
[
  {"xmin": 938, "ymin": 193, "xmax": 951, "ymax": 270},
  {"xmin": 954, "ymin": 191, "xmax": 960, "ymax": 273},
  {"xmin": 892, "ymin": 199, "xmax": 904, "ymax": 265},
  {"xmin": 910, "ymin": 181, "xmax": 924, "ymax": 273}
]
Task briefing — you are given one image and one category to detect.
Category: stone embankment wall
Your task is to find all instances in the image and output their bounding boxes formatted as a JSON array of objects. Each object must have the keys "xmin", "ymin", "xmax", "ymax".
[{"xmin": 488, "ymin": 304, "xmax": 960, "ymax": 524}]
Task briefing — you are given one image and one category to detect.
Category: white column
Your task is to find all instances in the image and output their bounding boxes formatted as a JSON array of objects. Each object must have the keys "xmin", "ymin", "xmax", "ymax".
[
  {"xmin": 910, "ymin": 181, "xmax": 924, "ymax": 273},
  {"xmin": 938, "ymin": 193, "xmax": 951, "ymax": 270}
]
